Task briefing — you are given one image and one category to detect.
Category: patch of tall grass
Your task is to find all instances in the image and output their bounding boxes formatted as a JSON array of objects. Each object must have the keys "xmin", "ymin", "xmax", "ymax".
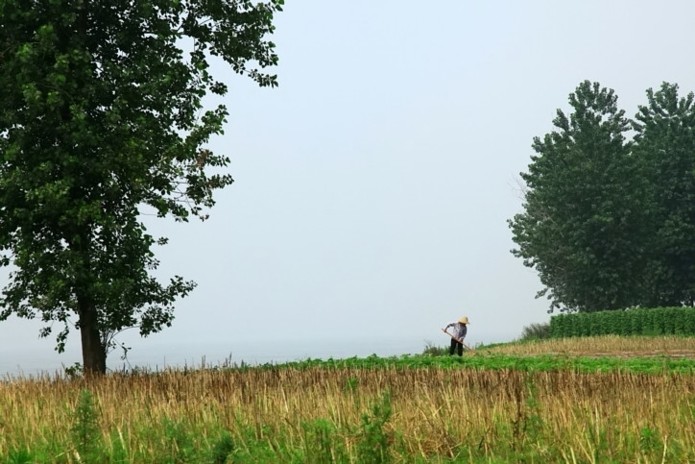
[
  {"xmin": 482, "ymin": 334, "xmax": 695, "ymax": 357},
  {"xmin": 0, "ymin": 353, "xmax": 694, "ymax": 462}
]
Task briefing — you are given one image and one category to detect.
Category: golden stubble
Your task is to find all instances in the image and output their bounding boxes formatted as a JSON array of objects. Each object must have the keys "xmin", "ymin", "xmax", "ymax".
[{"xmin": 1, "ymin": 361, "xmax": 694, "ymax": 461}]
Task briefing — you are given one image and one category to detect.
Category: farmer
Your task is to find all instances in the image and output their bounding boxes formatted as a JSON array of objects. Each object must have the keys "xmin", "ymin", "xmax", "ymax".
[{"xmin": 442, "ymin": 316, "xmax": 470, "ymax": 356}]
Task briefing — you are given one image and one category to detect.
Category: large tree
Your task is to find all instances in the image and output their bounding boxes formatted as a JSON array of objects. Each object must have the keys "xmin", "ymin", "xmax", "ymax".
[
  {"xmin": 633, "ymin": 83, "xmax": 695, "ymax": 306},
  {"xmin": 509, "ymin": 81, "xmax": 648, "ymax": 312},
  {"xmin": 0, "ymin": 0, "xmax": 282, "ymax": 374}
]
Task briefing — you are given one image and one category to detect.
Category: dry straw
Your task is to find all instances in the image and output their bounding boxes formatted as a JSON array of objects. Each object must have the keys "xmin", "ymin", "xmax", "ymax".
[{"xmin": 1, "ymin": 337, "xmax": 694, "ymax": 461}]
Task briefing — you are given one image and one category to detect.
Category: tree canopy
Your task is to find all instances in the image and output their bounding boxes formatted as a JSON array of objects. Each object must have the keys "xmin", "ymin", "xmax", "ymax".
[
  {"xmin": 510, "ymin": 80, "xmax": 695, "ymax": 313},
  {"xmin": 633, "ymin": 83, "xmax": 695, "ymax": 307},
  {"xmin": 0, "ymin": 0, "xmax": 282, "ymax": 373}
]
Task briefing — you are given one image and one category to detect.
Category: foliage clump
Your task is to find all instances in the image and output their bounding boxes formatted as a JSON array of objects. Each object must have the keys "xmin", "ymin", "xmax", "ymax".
[
  {"xmin": 519, "ymin": 322, "xmax": 551, "ymax": 341},
  {"xmin": 0, "ymin": 0, "xmax": 283, "ymax": 374},
  {"xmin": 510, "ymin": 80, "xmax": 695, "ymax": 313},
  {"xmin": 550, "ymin": 307, "xmax": 695, "ymax": 337}
]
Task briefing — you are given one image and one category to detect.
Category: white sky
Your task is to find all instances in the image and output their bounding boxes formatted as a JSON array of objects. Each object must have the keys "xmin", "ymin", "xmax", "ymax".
[{"xmin": 2, "ymin": 1, "xmax": 695, "ymax": 370}]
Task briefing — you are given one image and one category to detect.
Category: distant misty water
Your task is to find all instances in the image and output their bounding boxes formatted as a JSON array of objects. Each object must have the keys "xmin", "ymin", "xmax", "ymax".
[
  {"xmin": 0, "ymin": 331, "xmax": 515, "ymax": 378},
  {"xmin": 0, "ymin": 336, "xmax": 437, "ymax": 378}
]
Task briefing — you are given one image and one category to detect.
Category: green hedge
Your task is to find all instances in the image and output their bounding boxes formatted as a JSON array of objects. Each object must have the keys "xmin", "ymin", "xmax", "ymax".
[{"xmin": 549, "ymin": 307, "xmax": 695, "ymax": 337}]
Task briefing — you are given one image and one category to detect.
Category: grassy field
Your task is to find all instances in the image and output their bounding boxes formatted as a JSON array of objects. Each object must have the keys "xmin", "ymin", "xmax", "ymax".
[
  {"xmin": 482, "ymin": 334, "xmax": 695, "ymax": 358},
  {"xmin": 1, "ymin": 336, "xmax": 694, "ymax": 463}
]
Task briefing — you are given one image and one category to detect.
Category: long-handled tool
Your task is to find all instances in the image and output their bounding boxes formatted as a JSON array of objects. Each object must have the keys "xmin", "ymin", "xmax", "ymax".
[{"xmin": 442, "ymin": 328, "xmax": 472, "ymax": 351}]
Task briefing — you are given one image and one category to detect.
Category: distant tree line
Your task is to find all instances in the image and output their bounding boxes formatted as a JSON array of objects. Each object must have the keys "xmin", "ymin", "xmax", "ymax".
[{"xmin": 509, "ymin": 81, "xmax": 695, "ymax": 313}]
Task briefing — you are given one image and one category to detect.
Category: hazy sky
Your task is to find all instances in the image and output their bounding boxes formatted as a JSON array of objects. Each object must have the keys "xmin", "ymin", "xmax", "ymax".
[{"xmin": 2, "ymin": 1, "xmax": 695, "ymax": 369}]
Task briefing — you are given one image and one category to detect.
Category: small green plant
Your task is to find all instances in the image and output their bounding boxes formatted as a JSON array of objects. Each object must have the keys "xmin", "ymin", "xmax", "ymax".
[
  {"xmin": 508, "ymin": 374, "xmax": 546, "ymax": 460},
  {"xmin": 211, "ymin": 431, "xmax": 235, "ymax": 464},
  {"xmin": 302, "ymin": 419, "xmax": 348, "ymax": 464},
  {"xmin": 162, "ymin": 418, "xmax": 196, "ymax": 462},
  {"xmin": 639, "ymin": 426, "xmax": 659, "ymax": 452},
  {"xmin": 108, "ymin": 428, "xmax": 130, "ymax": 463},
  {"xmin": 356, "ymin": 391, "xmax": 393, "ymax": 464},
  {"xmin": 344, "ymin": 376, "xmax": 359, "ymax": 392},
  {"xmin": 6, "ymin": 447, "xmax": 34, "ymax": 464},
  {"xmin": 71, "ymin": 389, "xmax": 102, "ymax": 463}
]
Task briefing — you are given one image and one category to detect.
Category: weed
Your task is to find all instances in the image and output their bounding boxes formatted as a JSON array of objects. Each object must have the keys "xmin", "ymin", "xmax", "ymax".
[
  {"xmin": 71, "ymin": 389, "xmax": 102, "ymax": 463},
  {"xmin": 161, "ymin": 418, "xmax": 196, "ymax": 463},
  {"xmin": 302, "ymin": 419, "xmax": 347, "ymax": 464},
  {"xmin": 108, "ymin": 428, "xmax": 129, "ymax": 464},
  {"xmin": 519, "ymin": 322, "xmax": 551, "ymax": 341},
  {"xmin": 508, "ymin": 373, "xmax": 548, "ymax": 461},
  {"xmin": 639, "ymin": 426, "xmax": 658, "ymax": 452},
  {"xmin": 211, "ymin": 431, "xmax": 235, "ymax": 464},
  {"xmin": 356, "ymin": 390, "xmax": 393, "ymax": 464},
  {"xmin": 6, "ymin": 447, "xmax": 33, "ymax": 464},
  {"xmin": 344, "ymin": 376, "xmax": 359, "ymax": 393},
  {"xmin": 422, "ymin": 342, "xmax": 448, "ymax": 356}
]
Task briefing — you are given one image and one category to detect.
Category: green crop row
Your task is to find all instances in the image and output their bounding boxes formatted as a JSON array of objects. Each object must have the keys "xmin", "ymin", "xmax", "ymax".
[
  {"xmin": 247, "ymin": 352, "xmax": 695, "ymax": 374},
  {"xmin": 549, "ymin": 307, "xmax": 695, "ymax": 337}
]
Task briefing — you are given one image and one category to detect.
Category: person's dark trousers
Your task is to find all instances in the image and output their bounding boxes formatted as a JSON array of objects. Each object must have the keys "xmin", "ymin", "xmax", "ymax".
[{"xmin": 449, "ymin": 338, "xmax": 463, "ymax": 356}]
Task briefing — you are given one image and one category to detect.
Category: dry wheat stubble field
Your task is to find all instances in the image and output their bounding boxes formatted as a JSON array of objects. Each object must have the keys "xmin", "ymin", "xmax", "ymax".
[{"xmin": 0, "ymin": 336, "xmax": 694, "ymax": 462}]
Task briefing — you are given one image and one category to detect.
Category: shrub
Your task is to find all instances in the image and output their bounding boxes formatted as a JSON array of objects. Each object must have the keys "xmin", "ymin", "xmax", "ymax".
[
  {"xmin": 71, "ymin": 389, "xmax": 102, "ymax": 462},
  {"xmin": 356, "ymin": 391, "xmax": 393, "ymax": 464},
  {"xmin": 519, "ymin": 322, "xmax": 551, "ymax": 341},
  {"xmin": 422, "ymin": 341, "xmax": 448, "ymax": 356},
  {"xmin": 550, "ymin": 307, "xmax": 695, "ymax": 337}
]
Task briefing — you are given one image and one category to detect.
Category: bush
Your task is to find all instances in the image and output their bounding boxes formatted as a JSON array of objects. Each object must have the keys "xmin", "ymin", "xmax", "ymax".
[
  {"xmin": 519, "ymin": 322, "xmax": 551, "ymax": 341},
  {"xmin": 356, "ymin": 391, "xmax": 393, "ymax": 464},
  {"xmin": 422, "ymin": 342, "xmax": 448, "ymax": 356},
  {"xmin": 71, "ymin": 390, "xmax": 102, "ymax": 462},
  {"xmin": 549, "ymin": 307, "xmax": 695, "ymax": 337}
]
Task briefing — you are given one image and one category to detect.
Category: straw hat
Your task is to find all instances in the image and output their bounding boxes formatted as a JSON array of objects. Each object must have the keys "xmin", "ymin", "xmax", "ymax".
[{"xmin": 458, "ymin": 316, "xmax": 470, "ymax": 324}]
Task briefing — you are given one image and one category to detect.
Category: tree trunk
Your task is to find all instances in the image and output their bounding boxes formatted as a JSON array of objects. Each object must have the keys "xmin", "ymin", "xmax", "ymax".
[{"xmin": 78, "ymin": 298, "xmax": 107, "ymax": 375}]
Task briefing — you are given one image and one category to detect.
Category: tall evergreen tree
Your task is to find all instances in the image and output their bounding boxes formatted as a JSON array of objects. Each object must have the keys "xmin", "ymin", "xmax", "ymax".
[
  {"xmin": 0, "ymin": 0, "xmax": 282, "ymax": 374},
  {"xmin": 509, "ymin": 81, "xmax": 647, "ymax": 312},
  {"xmin": 633, "ymin": 83, "xmax": 695, "ymax": 306}
]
